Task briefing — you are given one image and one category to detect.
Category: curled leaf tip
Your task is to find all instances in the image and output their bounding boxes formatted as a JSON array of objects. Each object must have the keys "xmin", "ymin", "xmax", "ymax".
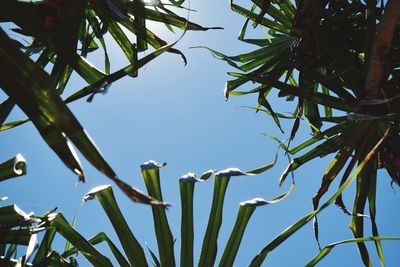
[
  {"xmin": 14, "ymin": 153, "xmax": 27, "ymax": 176},
  {"xmin": 13, "ymin": 204, "xmax": 33, "ymax": 221},
  {"xmin": 240, "ymin": 184, "xmax": 294, "ymax": 207},
  {"xmin": 215, "ymin": 167, "xmax": 254, "ymax": 177},
  {"xmin": 141, "ymin": 160, "xmax": 167, "ymax": 169},
  {"xmin": 240, "ymin": 197, "xmax": 269, "ymax": 206},
  {"xmin": 83, "ymin": 185, "xmax": 112, "ymax": 201},
  {"xmin": 46, "ymin": 212, "xmax": 59, "ymax": 221},
  {"xmin": 179, "ymin": 172, "xmax": 197, "ymax": 183},
  {"xmin": 224, "ymin": 82, "xmax": 229, "ymax": 100},
  {"xmin": 279, "ymin": 162, "xmax": 293, "ymax": 186}
]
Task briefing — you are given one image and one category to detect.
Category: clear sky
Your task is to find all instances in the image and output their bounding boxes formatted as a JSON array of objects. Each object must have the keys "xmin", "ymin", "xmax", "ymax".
[{"xmin": 2, "ymin": 1, "xmax": 400, "ymax": 266}]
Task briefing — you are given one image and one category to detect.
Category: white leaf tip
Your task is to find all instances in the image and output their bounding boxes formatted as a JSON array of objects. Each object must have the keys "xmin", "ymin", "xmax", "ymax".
[
  {"xmin": 179, "ymin": 172, "xmax": 197, "ymax": 183},
  {"xmin": 141, "ymin": 160, "xmax": 167, "ymax": 169},
  {"xmin": 84, "ymin": 185, "xmax": 112, "ymax": 201},
  {"xmin": 215, "ymin": 167, "xmax": 254, "ymax": 177}
]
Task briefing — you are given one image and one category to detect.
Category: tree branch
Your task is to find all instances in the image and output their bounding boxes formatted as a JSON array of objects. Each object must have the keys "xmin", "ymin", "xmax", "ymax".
[{"xmin": 365, "ymin": 0, "xmax": 400, "ymax": 99}]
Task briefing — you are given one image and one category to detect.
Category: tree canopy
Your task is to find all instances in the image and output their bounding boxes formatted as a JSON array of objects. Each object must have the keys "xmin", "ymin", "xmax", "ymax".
[{"xmin": 1, "ymin": 0, "xmax": 400, "ymax": 266}]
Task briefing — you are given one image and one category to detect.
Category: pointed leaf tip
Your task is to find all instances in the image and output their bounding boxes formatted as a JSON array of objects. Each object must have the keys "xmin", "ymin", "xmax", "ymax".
[
  {"xmin": 74, "ymin": 168, "xmax": 85, "ymax": 182},
  {"xmin": 199, "ymin": 169, "xmax": 214, "ymax": 180}
]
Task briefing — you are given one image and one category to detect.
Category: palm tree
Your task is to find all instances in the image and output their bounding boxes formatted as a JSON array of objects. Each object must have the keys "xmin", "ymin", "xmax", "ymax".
[
  {"xmin": 2, "ymin": 0, "xmax": 400, "ymax": 265},
  {"xmin": 209, "ymin": 0, "xmax": 400, "ymax": 265},
  {"xmin": 0, "ymin": 0, "xmax": 218, "ymax": 205}
]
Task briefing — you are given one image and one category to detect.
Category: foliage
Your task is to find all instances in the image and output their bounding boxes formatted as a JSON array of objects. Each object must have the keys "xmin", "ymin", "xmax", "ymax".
[
  {"xmin": 0, "ymin": 0, "xmax": 219, "ymax": 205},
  {"xmin": 208, "ymin": 0, "xmax": 400, "ymax": 265},
  {"xmin": 1, "ymin": 0, "xmax": 400, "ymax": 266},
  {"xmin": 0, "ymin": 155, "xmax": 296, "ymax": 266},
  {"xmin": 2, "ymin": 155, "xmax": 399, "ymax": 266}
]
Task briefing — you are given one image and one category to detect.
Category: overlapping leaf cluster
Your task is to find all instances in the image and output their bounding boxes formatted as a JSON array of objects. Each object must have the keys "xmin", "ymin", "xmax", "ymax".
[
  {"xmin": 210, "ymin": 0, "xmax": 400, "ymax": 265},
  {"xmin": 0, "ymin": 155, "xmax": 293, "ymax": 266},
  {"xmin": 2, "ymin": 155, "xmax": 397, "ymax": 266},
  {"xmin": 0, "ymin": 0, "xmax": 218, "ymax": 205}
]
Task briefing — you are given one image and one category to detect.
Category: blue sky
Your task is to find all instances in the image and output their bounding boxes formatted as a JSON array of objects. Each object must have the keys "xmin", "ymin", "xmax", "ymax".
[{"xmin": 2, "ymin": 1, "xmax": 400, "ymax": 266}]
